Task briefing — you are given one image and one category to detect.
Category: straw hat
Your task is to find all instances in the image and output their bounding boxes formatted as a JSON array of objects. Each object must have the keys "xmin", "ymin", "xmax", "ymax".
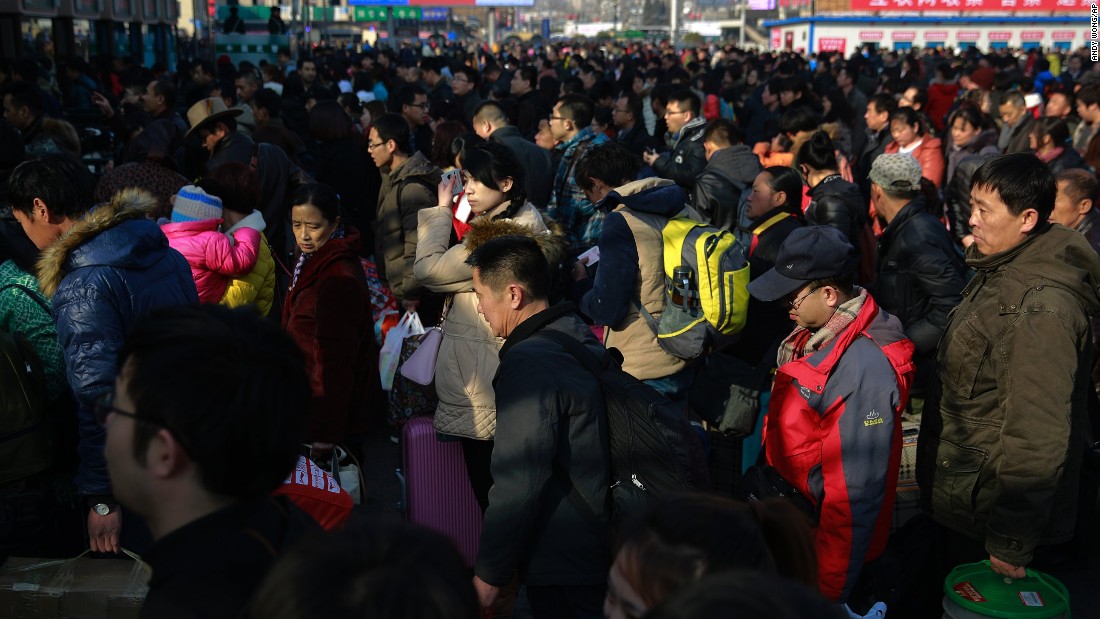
[{"xmin": 185, "ymin": 97, "xmax": 243, "ymax": 140}]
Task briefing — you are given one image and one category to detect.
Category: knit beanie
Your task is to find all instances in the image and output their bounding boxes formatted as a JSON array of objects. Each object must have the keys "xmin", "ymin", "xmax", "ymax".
[{"xmin": 171, "ymin": 185, "xmax": 223, "ymax": 223}]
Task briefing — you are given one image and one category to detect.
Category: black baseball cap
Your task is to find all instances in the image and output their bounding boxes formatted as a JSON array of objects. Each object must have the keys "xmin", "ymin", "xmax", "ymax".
[{"xmin": 747, "ymin": 226, "xmax": 858, "ymax": 302}]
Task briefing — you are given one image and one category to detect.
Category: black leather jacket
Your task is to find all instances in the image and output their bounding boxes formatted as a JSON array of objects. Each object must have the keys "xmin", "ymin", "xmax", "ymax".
[
  {"xmin": 873, "ymin": 195, "xmax": 970, "ymax": 384},
  {"xmin": 692, "ymin": 145, "xmax": 761, "ymax": 231},
  {"xmin": 806, "ymin": 174, "xmax": 867, "ymax": 273}
]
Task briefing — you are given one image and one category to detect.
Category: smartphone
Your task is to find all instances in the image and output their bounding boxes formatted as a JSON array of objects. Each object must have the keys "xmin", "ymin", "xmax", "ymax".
[
  {"xmin": 443, "ymin": 169, "xmax": 463, "ymax": 195},
  {"xmin": 645, "ymin": 146, "xmax": 657, "ymax": 155}
]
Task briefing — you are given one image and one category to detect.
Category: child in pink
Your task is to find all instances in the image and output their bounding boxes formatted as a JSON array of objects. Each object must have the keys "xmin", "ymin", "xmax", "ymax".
[{"xmin": 161, "ymin": 185, "xmax": 261, "ymax": 303}]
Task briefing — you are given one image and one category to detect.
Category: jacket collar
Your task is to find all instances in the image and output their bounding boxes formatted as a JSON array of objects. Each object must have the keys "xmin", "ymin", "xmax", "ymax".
[
  {"xmin": 499, "ymin": 302, "xmax": 577, "ymax": 360},
  {"xmin": 1075, "ymin": 208, "xmax": 1100, "ymax": 236},
  {"xmin": 556, "ymin": 127, "xmax": 599, "ymax": 156},
  {"xmin": 965, "ymin": 223, "xmax": 1051, "ymax": 271},
  {"xmin": 668, "ymin": 116, "xmax": 707, "ymax": 148},
  {"xmin": 879, "ymin": 195, "xmax": 926, "ymax": 245},
  {"xmin": 781, "ymin": 292, "xmax": 882, "ymax": 389}
]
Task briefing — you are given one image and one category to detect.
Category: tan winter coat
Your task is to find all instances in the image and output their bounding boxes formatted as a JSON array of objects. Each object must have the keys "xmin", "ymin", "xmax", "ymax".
[
  {"xmin": 413, "ymin": 201, "xmax": 564, "ymax": 439},
  {"xmin": 376, "ymin": 151, "xmax": 442, "ymax": 301}
]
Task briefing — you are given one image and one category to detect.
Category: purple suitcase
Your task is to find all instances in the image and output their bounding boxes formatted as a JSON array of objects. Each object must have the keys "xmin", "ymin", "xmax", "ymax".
[{"xmin": 397, "ymin": 416, "xmax": 483, "ymax": 566}]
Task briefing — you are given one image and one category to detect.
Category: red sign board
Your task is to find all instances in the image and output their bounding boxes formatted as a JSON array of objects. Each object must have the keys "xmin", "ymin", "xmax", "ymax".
[
  {"xmin": 818, "ymin": 37, "xmax": 847, "ymax": 51},
  {"xmin": 1052, "ymin": 30, "xmax": 1076, "ymax": 39},
  {"xmin": 924, "ymin": 30, "xmax": 948, "ymax": 40},
  {"xmin": 957, "ymin": 31, "xmax": 981, "ymax": 41},
  {"xmin": 770, "ymin": 28, "xmax": 782, "ymax": 49},
  {"xmin": 858, "ymin": 31, "xmax": 883, "ymax": 40},
  {"xmin": 1021, "ymin": 30, "xmax": 1044, "ymax": 41},
  {"xmin": 851, "ymin": 0, "xmax": 1088, "ymax": 10},
  {"xmin": 988, "ymin": 31, "xmax": 1012, "ymax": 41},
  {"xmin": 893, "ymin": 31, "xmax": 915, "ymax": 41}
]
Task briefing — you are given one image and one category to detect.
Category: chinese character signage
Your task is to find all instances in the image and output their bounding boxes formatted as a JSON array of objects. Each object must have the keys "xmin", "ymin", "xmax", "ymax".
[
  {"xmin": 956, "ymin": 30, "xmax": 980, "ymax": 41},
  {"xmin": 770, "ymin": 28, "xmax": 782, "ymax": 49},
  {"xmin": 1020, "ymin": 30, "xmax": 1044, "ymax": 40},
  {"xmin": 858, "ymin": 31, "xmax": 884, "ymax": 40},
  {"xmin": 353, "ymin": 6, "xmax": 388, "ymax": 20},
  {"xmin": 818, "ymin": 37, "xmax": 847, "ymax": 51},
  {"xmin": 1052, "ymin": 30, "xmax": 1076, "ymax": 39},
  {"xmin": 924, "ymin": 30, "xmax": 948, "ymax": 40},
  {"xmin": 852, "ymin": 0, "xmax": 1087, "ymax": 10},
  {"xmin": 988, "ymin": 31, "xmax": 1012, "ymax": 40},
  {"xmin": 893, "ymin": 31, "xmax": 915, "ymax": 41}
]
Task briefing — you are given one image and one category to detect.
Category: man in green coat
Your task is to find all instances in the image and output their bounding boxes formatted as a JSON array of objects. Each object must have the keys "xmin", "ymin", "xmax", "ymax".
[{"xmin": 917, "ymin": 153, "xmax": 1100, "ymax": 606}]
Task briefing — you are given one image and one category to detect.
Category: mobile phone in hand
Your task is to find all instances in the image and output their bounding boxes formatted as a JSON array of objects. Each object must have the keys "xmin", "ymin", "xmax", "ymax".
[{"xmin": 443, "ymin": 169, "xmax": 463, "ymax": 195}]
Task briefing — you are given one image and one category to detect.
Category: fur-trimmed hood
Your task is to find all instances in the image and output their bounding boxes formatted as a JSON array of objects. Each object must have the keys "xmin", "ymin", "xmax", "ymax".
[
  {"xmin": 37, "ymin": 188, "xmax": 165, "ymax": 297},
  {"xmin": 464, "ymin": 210, "xmax": 567, "ymax": 268}
]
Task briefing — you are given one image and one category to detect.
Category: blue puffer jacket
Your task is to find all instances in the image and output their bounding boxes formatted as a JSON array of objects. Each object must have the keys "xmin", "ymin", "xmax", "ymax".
[{"xmin": 37, "ymin": 188, "xmax": 198, "ymax": 496}]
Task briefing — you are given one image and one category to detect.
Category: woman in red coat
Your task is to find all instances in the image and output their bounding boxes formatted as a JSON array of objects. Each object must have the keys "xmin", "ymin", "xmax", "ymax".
[
  {"xmin": 885, "ymin": 107, "xmax": 945, "ymax": 188},
  {"xmin": 283, "ymin": 183, "xmax": 381, "ymax": 459}
]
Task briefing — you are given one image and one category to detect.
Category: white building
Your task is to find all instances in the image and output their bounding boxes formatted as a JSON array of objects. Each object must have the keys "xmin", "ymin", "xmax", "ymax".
[{"xmin": 762, "ymin": 16, "xmax": 1091, "ymax": 54}]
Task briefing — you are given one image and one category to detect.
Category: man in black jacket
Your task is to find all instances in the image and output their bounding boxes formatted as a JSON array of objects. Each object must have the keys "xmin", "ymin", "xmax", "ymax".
[
  {"xmin": 858, "ymin": 93, "xmax": 896, "ymax": 204},
  {"xmin": 510, "ymin": 66, "xmax": 549, "ymax": 140},
  {"xmin": 473, "ymin": 101, "xmax": 552, "ymax": 208},
  {"xmin": 105, "ymin": 305, "xmax": 318, "ymax": 619},
  {"xmin": 643, "ymin": 89, "xmax": 707, "ymax": 194},
  {"xmin": 869, "ymin": 154, "xmax": 968, "ymax": 388},
  {"xmin": 467, "ymin": 236, "xmax": 610, "ymax": 619},
  {"xmin": 694, "ymin": 119, "xmax": 761, "ymax": 230},
  {"xmin": 611, "ymin": 92, "xmax": 651, "ymax": 161}
]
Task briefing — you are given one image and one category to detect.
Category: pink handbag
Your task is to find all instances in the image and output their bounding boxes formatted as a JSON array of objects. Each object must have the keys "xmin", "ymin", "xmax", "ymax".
[{"xmin": 399, "ymin": 326, "xmax": 442, "ymax": 386}]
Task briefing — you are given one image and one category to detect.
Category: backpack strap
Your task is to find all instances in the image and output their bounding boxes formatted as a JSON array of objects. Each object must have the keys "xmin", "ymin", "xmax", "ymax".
[
  {"xmin": 0, "ymin": 284, "xmax": 51, "ymax": 315},
  {"xmin": 535, "ymin": 328, "xmax": 612, "ymax": 532},
  {"xmin": 749, "ymin": 212, "xmax": 794, "ymax": 257}
]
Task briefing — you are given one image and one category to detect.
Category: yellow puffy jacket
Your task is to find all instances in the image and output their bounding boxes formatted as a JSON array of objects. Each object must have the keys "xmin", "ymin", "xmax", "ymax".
[{"xmin": 220, "ymin": 213, "xmax": 276, "ymax": 317}]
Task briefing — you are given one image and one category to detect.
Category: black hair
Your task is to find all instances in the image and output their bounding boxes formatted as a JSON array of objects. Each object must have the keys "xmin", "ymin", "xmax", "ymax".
[
  {"xmin": 206, "ymin": 162, "xmax": 259, "ymax": 216},
  {"xmin": 902, "ymin": 86, "xmax": 928, "ymax": 111},
  {"xmin": 7, "ymin": 154, "xmax": 94, "ymax": 219},
  {"xmin": 560, "ymin": 76, "xmax": 584, "ymax": 96},
  {"xmin": 592, "ymin": 106, "xmax": 612, "ymax": 129},
  {"xmin": 249, "ymin": 519, "xmax": 480, "ymax": 619},
  {"xmin": 117, "ymin": 305, "xmax": 310, "ymax": 500},
  {"xmin": 808, "ymin": 271, "xmax": 855, "ymax": 298},
  {"xmin": 796, "ymin": 131, "xmax": 838, "ymax": 173},
  {"xmin": 150, "ymin": 78, "xmax": 177, "ymax": 110},
  {"xmin": 193, "ymin": 59, "xmax": 215, "ymax": 77},
  {"xmin": 668, "ymin": 88, "xmax": 701, "ymax": 116},
  {"xmin": 473, "ymin": 100, "xmax": 508, "ymax": 126},
  {"xmin": 1030, "ymin": 116, "xmax": 1071, "ymax": 149},
  {"xmin": 371, "ymin": 112, "xmax": 411, "ymax": 155},
  {"xmin": 890, "ymin": 107, "xmax": 926, "ymax": 137},
  {"xmin": 1057, "ymin": 168, "xmax": 1099, "ymax": 207},
  {"xmin": 430, "ymin": 120, "xmax": 467, "ymax": 170},
  {"xmin": 867, "ymin": 93, "xmax": 897, "ymax": 118},
  {"xmin": 947, "ymin": 104, "xmax": 986, "ymax": 134},
  {"xmin": 309, "ymin": 99, "xmax": 352, "ymax": 142},
  {"xmin": 778, "ymin": 106, "xmax": 821, "ymax": 136},
  {"xmin": 556, "ymin": 93, "xmax": 596, "ymax": 128},
  {"xmin": 702, "ymin": 118, "xmax": 742, "ymax": 147},
  {"xmin": 644, "ymin": 571, "xmax": 842, "ymax": 619},
  {"xmin": 1000, "ymin": 90, "xmax": 1026, "ymax": 110},
  {"xmin": 465, "ymin": 234, "xmax": 551, "ymax": 302},
  {"xmin": 971, "ymin": 152, "xmax": 1056, "ymax": 221},
  {"xmin": 516, "ymin": 65, "xmax": 538, "ymax": 90},
  {"xmin": 291, "ymin": 182, "xmax": 343, "ymax": 224},
  {"xmin": 453, "ymin": 65, "xmax": 480, "ymax": 86},
  {"xmin": 650, "ymin": 83, "xmax": 673, "ymax": 107},
  {"xmin": 619, "ymin": 92, "xmax": 644, "ymax": 122},
  {"xmin": 575, "ymin": 142, "xmax": 642, "ymax": 192},
  {"xmin": 821, "ymin": 89, "xmax": 854, "ymax": 126},
  {"xmin": 419, "ymin": 56, "xmax": 442, "ymax": 76},
  {"xmin": 460, "ymin": 141, "xmax": 527, "ymax": 216},
  {"xmin": 252, "ymin": 88, "xmax": 282, "ymax": 118},
  {"xmin": 393, "ymin": 84, "xmax": 427, "ymax": 113},
  {"xmin": 3, "ymin": 82, "xmax": 43, "ymax": 115},
  {"xmin": 337, "ymin": 92, "xmax": 362, "ymax": 117},
  {"xmin": 761, "ymin": 166, "xmax": 804, "ymax": 217},
  {"xmin": 1078, "ymin": 84, "xmax": 1100, "ymax": 107}
]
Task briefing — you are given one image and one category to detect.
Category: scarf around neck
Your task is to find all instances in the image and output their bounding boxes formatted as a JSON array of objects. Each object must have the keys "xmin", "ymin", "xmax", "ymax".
[
  {"xmin": 777, "ymin": 287, "xmax": 867, "ymax": 367},
  {"xmin": 290, "ymin": 226, "xmax": 345, "ymax": 291}
]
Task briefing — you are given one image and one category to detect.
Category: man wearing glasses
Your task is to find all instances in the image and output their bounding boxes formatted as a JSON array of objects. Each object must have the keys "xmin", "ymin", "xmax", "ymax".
[
  {"xmin": 746, "ymin": 225, "xmax": 914, "ymax": 606},
  {"xmin": 101, "ymin": 305, "xmax": 317, "ymax": 617},
  {"xmin": 641, "ymin": 88, "xmax": 707, "ymax": 195},
  {"xmin": 397, "ymin": 84, "xmax": 434, "ymax": 159},
  {"xmin": 451, "ymin": 66, "xmax": 482, "ymax": 128},
  {"xmin": 610, "ymin": 92, "xmax": 652, "ymax": 161}
]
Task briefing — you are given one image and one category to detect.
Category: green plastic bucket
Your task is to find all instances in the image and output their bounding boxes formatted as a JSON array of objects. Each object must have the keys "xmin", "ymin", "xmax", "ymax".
[{"xmin": 942, "ymin": 561, "xmax": 1070, "ymax": 619}]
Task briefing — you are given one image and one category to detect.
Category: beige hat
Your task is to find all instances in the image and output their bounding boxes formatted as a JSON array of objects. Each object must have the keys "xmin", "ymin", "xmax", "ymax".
[{"xmin": 185, "ymin": 97, "xmax": 243, "ymax": 140}]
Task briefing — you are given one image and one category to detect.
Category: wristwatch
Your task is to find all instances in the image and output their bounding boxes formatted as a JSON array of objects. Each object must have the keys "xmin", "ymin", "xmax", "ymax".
[
  {"xmin": 86, "ymin": 495, "xmax": 117, "ymax": 516},
  {"xmin": 92, "ymin": 502, "xmax": 115, "ymax": 516}
]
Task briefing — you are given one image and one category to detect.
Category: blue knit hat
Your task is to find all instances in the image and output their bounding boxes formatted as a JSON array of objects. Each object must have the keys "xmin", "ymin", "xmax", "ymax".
[{"xmin": 171, "ymin": 185, "xmax": 223, "ymax": 223}]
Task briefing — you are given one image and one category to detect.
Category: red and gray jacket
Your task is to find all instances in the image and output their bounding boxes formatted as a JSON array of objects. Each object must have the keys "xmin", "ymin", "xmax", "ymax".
[{"xmin": 763, "ymin": 293, "xmax": 915, "ymax": 602}]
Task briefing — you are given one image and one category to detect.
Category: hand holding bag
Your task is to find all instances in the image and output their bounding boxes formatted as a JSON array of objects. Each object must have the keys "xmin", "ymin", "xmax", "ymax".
[{"xmin": 379, "ymin": 311, "xmax": 425, "ymax": 390}]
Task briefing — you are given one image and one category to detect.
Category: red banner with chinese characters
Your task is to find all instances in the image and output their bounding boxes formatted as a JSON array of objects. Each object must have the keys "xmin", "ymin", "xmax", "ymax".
[
  {"xmin": 859, "ymin": 30, "xmax": 884, "ymax": 40},
  {"xmin": 893, "ymin": 31, "xmax": 916, "ymax": 40},
  {"xmin": 771, "ymin": 28, "xmax": 782, "ymax": 48},
  {"xmin": 957, "ymin": 30, "xmax": 981, "ymax": 41},
  {"xmin": 818, "ymin": 37, "xmax": 847, "ymax": 51},
  {"xmin": 851, "ymin": 0, "xmax": 1089, "ymax": 11},
  {"xmin": 924, "ymin": 30, "xmax": 948, "ymax": 40},
  {"xmin": 1020, "ymin": 30, "xmax": 1044, "ymax": 40},
  {"xmin": 1052, "ymin": 30, "xmax": 1076, "ymax": 40},
  {"xmin": 989, "ymin": 31, "xmax": 1012, "ymax": 40}
]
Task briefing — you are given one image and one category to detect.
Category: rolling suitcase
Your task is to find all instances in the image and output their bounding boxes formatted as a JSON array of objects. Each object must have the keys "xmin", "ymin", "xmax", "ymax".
[{"xmin": 396, "ymin": 416, "xmax": 483, "ymax": 566}]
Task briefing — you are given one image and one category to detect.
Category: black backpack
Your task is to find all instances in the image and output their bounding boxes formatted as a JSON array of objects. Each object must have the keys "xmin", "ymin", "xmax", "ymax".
[
  {"xmin": 539, "ymin": 329, "xmax": 709, "ymax": 524},
  {"xmin": 0, "ymin": 284, "xmax": 53, "ymax": 485}
]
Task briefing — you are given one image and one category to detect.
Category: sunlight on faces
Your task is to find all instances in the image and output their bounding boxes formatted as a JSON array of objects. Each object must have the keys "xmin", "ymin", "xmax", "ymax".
[
  {"xmin": 1051, "ymin": 179, "xmax": 1092, "ymax": 228},
  {"xmin": 472, "ymin": 269, "xmax": 509, "ymax": 338},
  {"xmin": 291, "ymin": 203, "xmax": 339, "ymax": 255},
  {"xmin": 890, "ymin": 118, "xmax": 920, "ymax": 149},
  {"xmin": 463, "ymin": 172, "xmax": 512, "ymax": 215},
  {"xmin": 968, "ymin": 184, "xmax": 1038, "ymax": 256},
  {"xmin": 951, "ymin": 117, "xmax": 981, "ymax": 149}
]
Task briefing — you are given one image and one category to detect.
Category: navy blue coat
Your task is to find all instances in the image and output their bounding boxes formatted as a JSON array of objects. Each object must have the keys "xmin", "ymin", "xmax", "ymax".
[{"xmin": 38, "ymin": 188, "xmax": 198, "ymax": 496}]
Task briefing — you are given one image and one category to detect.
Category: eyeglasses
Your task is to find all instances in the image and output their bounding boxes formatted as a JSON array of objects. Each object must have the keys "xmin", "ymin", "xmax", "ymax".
[
  {"xmin": 366, "ymin": 141, "xmax": 386, "ymax": 151},
  {"xmin": 451, "ymin": 77, "xmax": 469, "ymax": 84},
  {"xmin": 548, "ymin": 115, "xmax": 566, "ymax": 122},
  {"xmin": 406, "ymin": 102, "xmax": 430, "ymax": 109},
  {"xmin": 94, "ymin": 393, "xmax": 194, "ymax": 455},
  {"xmin": 612, "ymin": 107, "xmax": 630, "ymax": 114},
  {"xmin": 786, "ymin": 285, "xmax": 822, "ymax": 310}
]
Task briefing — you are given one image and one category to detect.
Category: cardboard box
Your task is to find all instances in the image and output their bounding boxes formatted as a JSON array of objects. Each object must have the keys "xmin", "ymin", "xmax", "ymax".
[{"xmin": 0, "ymin": 556, "xmax": 148, "ymax": 618}]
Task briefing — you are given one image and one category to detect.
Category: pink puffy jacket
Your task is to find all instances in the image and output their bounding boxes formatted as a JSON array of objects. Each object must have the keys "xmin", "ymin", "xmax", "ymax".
[{"xmin": 161, "ymin": 219, "xmax": 261, "ymax": 303}]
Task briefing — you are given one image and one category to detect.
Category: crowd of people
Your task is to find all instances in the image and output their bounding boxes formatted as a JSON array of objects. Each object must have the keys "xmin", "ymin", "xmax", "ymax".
[{"xmin": 0, "ymin": 36, "xmax": 1098, "ymax": 618}]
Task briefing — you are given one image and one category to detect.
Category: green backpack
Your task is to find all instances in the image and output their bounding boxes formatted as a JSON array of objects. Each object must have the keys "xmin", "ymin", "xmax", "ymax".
[
  {"xmin": 638, "ymin": 217, "xmax": 751, "ymax": 360},
  {"xmin": 0, "ymin": 284, "xmax": 53, "ymax": 485}
]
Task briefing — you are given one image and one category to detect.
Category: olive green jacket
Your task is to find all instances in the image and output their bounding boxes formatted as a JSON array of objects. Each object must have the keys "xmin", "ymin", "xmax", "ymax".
[{"xmin": 918, "ymin": 224, "xmax": 1100, "ymax": 565}]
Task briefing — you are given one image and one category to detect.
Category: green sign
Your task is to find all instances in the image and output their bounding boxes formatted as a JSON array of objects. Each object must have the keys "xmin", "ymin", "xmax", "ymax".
[
  {"xmin": 391, "ymin": 6, "xmax": 420, "ymax": 20},
  {"xmin": 216, "ymin": 5, "xmax": 270, "ymax": 20},
  {"xmin": 353, "ymin": 6, "xmax": 387, "ymax": 21},
  {"xmin": 309, "ymin": 6, "xmax": 334, "ymax": 20}
]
